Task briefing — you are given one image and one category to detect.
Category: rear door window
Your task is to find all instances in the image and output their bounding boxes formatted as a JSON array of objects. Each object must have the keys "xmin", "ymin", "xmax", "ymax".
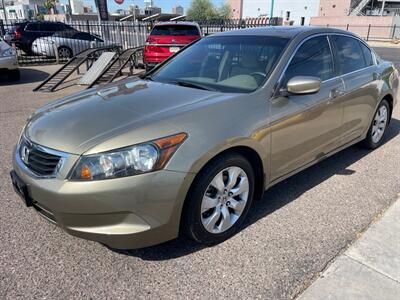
[
  {"xmin": 26, "ymin": 23, "xmax": 41, "ymax": 31},
  {"xmin": 42, "ymin": 23, "xmax": 64, "ymax": 32},
  {"xmin": 73, "ymin": 32, "xmax": 94, "ymax": 41},
  {"xmin": 284, "ymin": 35, "xmax": 334, "ymax": 82},
  {"xmin": 359, "ymin": 42, "xmax": 374, "ymax": 67},
  {"xmin": 331, "ymin": 35, "xmax": 367, "ymax": 74},
  {"xmin": 151, "ymin": 25, "xmax": 200, "ymax": 36}
]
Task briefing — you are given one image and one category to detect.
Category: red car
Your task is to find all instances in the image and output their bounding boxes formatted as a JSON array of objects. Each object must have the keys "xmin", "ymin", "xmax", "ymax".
[{"xmin": 144, "ymin": 22, "xmax": 202, "ymax": 71}]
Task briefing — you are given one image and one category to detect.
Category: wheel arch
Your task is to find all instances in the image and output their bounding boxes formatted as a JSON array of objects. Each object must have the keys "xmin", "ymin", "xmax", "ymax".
[
  {"xmin": 185, "ymin": 144, "xmax": 266, "ymax": 204},
  {"xmin": 381, "ymin": 93, "xmax": 394, "ymax": 123}
]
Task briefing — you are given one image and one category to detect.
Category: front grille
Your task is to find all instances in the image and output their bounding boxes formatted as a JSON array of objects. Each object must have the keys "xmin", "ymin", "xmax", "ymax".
[{"xmin": 19, "ymin": 138, "xmax": 62, "ymax": 177}]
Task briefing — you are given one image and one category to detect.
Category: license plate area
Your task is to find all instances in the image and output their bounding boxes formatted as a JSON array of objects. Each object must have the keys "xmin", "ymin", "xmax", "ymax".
[
  {"xmin": 10, "ymin": 171, "xmax": 34, "ymax": 207},
  {"xmin": 170, "ymin": 47, "xmax": 180, "ymax": 53}
]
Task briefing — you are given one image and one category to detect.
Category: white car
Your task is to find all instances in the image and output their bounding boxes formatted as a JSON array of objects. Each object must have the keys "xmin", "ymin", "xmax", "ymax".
[
  {"xmin": 32, "ymin": 31, "xmax": 116, "ymax": 58},
  {"xmin": 0, "ymin": 38, "xmax": 19, "ymax": 80}
]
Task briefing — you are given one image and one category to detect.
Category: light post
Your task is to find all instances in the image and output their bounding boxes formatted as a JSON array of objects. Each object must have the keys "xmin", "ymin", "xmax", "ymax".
[
  {"xmin": 1, "ymin": 0, "xmax": 8, "ymax": 24},
  {"xmin": 270, "ymin": 0, "xmax": 275, "ymax": 25},
  {"xmin": 132, "ymin": 0, "xmax": 136, "ymax": 23}
]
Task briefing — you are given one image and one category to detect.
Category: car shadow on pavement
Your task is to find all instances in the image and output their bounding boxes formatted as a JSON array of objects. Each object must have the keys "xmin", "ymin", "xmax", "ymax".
[
  {"xmin": 111, "ymin": 118, "xmax": 400, "ymax": 261},
  {"xmin": 0, "ymin": 68, "xmax": 49, "ymax": 85}
]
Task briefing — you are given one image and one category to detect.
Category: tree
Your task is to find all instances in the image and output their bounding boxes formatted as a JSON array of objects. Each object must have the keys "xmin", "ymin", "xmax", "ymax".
[
  {"xmin": 187, "ymin": 0, "xmax": 217, "ymax": 21},
  {"xmin": 43, "ymin": 0, "xmax": 57, "ymax": 14},
  {"xmin": 217, "ymin": 2, "xmax": 232, "ymax": 20},
  {"xmin": 187, "ymin": 0, "xmax": 232, "ymax": 21}
]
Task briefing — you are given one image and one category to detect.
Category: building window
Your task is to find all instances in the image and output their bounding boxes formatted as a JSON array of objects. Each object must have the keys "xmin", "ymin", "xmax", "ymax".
[
  {"xmin": 301, "ymin": 17, "xmax": 305, "ymax": 26},
  {"xmin": 332, "ymin": 5, "xmax": 336, "ymax": 8}
]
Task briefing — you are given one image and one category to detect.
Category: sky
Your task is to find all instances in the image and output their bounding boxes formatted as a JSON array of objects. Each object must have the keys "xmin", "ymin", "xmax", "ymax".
[{"xmin": 61, "ymin": 0, "xmax": 226, "ymax": 14}]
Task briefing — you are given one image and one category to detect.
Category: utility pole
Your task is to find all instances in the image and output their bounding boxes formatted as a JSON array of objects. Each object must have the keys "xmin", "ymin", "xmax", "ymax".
[
  {"xmin": 1, "ymin": 0, "xmax": 8, "ymax": 24},
  {"xmin": 132, "ymin": 0, "xmax": 136, "ymax": 23},
  {"xmin": 270, "ymin": 0, "xmax": 275, "ymax": 25}
]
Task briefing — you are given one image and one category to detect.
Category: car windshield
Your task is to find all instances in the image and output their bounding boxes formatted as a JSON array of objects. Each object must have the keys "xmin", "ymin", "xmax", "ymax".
[
  {"xmin": 151, "ymin": 25, "xmax": 200, "ymax": 36},
  {"xmin": 150, "ymin": 35, "xmax": 289, "ymax": 93}
]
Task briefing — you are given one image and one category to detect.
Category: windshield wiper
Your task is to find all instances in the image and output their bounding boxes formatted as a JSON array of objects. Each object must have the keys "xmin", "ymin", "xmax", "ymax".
[{"xmin": 172, "ymin": 80, "xmax": 217, "ymax": 92}]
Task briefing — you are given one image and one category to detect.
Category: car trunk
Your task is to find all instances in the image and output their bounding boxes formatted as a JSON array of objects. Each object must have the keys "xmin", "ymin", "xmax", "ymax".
[{"xmin": 144, "ymin": 25, "xmax": 200, "ymax": 64}]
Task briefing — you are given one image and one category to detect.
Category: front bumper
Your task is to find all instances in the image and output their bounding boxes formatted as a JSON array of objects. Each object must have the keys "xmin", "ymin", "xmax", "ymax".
[
  {"xmin": 0, "ymin": 55, "xmax": 18, "ymax": 71},
  {"xmin": 12, "ymin": 148, "xmax": 195, "ymax": 249}
]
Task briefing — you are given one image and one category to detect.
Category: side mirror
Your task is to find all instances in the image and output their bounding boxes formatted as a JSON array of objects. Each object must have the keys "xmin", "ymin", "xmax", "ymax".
[{"xmin": 286, "ymin": 76, "xmax": 321, "ymax": 95}]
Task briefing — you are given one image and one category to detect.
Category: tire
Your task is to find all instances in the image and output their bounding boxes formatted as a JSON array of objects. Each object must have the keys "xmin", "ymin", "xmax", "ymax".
[
  {"xmin": 362, "ymin": 99, "xmax": 390, "ymax": 149},
  {"xmin": 9, "ymin": 69, "xmax": 20, "ymax": 81},
  {"xmin": 182, "ymin": 153, "xmax": 255, "ymax": 245},
  {"xmin": 58, "ymin": 46, "xmax": 73, "ymax": 59}
]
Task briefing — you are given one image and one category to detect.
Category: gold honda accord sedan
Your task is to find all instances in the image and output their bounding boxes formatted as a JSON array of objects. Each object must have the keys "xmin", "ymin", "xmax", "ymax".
[{"xmin": 11, "ymin": 27, "xmax": 398, "ymax": 249}]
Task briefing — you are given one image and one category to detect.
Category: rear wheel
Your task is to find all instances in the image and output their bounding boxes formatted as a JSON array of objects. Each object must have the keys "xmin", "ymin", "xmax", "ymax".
[
  {"xmin": 182, "ymin": 153, "xmax": 255, "ymax": 245},
  {"xmin": 362, "ymin": 99, "xmax": 390, "ymax": 149},
  {"xmin": 58, "ymin": 46, "xmax": 73, "ymax": 59}
]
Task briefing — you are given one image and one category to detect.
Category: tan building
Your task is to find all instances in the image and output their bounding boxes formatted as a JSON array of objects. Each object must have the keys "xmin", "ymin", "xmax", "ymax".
[{"xmin": 229, "ymin": 0, "xmax": 243, "ymax": 19}]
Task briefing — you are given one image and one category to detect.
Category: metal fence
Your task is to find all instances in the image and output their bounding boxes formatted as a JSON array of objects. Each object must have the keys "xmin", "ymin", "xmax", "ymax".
[
  {"xmin": 0, "ymin": 19, "xmax": 399, "ymax": 66},
  {"xmin": 323, "ymin": 24, "xmax": 400, "ymax": 42}
]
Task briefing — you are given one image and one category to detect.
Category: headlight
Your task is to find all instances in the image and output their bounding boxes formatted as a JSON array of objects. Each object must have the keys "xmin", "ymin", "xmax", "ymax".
[
  {"xmin": 2, "ymin": 47, "xmax": 16, "ymax": 57},
  {"xmin": 70, "ymin": 133, "xmax": 187, "ymax": 181}
]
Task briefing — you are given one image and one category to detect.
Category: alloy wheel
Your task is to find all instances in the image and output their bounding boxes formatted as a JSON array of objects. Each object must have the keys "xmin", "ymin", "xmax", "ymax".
[
  {"xmin": 58, "ymin": 47, "xmax": 71, "ymax": 59},
  {"xmin": 371, "ymin": 105, "xmax": 388, "ymax": 144},
  {"xmin": 200, "ymin": 166, "xmax": 249, "ymax": 234}
]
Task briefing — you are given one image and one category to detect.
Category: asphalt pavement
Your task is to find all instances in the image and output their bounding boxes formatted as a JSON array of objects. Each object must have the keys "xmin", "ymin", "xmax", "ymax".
[
  {"xmin": 0, "ymin": 47, "xmax": 399, "ymax": 299},
  {"xmin": 299, "ymin": 198, "xmax": 400, "ymax": 300}
]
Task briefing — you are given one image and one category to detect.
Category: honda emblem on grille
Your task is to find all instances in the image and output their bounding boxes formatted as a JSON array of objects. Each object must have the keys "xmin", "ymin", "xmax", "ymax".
[{"xmin": 21, "ymin": 145, "xmax": 30, "ymax": 164}]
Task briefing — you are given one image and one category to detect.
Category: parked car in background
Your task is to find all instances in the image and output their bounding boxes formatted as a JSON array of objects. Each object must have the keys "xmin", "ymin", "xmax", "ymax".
[
  {"xmin": 32, "ymin": 31, "xmax": 114, "ymax": 59},
  {"xmin": 2, "ymin": 27, "xmax": 14, "ymax": 44},
  {"xmin": 0, "ymin": 37, "xmax": 19, "ymax": 80},
  {"xmin": 10, "ymin": 27, "xmax": 398, "ymax": 249},
  {"xmin": 11, "ymin": 21, "xmax": 76, "ymax": 55},
  {"xmin": 144, "ymin": 21, "xmax": 202, "ymax": 71}
]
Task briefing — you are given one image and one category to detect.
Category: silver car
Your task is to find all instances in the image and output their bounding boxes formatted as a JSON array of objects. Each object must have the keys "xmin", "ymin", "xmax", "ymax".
[
  {"xmin": 32, "ymin": 31, "xmax": 114, "ymax": 58},
  {"xmin": 0, "ymin": 38, "xmax": 19, "ymax": 80}
]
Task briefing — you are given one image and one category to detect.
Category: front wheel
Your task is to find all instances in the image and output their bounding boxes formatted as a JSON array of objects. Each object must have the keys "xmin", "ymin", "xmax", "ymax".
[
  {"xmin": 362, "ymin": 99, "xmax": 390, "ymax": 149},
  {"xmin": 182, "ymin": 153, "xmax": 255, "ymax": 245}
]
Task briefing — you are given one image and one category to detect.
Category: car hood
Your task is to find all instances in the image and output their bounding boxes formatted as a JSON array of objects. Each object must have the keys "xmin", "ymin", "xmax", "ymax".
[{"xmin": 25, "ymin": 78, "xmax": 223, "ymax": 154}]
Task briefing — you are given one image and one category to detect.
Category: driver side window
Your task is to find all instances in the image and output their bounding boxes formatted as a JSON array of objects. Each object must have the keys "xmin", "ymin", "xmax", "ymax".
[{"xmin": 284, "ymin": 36, "xmax": 334, "ymax": 83}]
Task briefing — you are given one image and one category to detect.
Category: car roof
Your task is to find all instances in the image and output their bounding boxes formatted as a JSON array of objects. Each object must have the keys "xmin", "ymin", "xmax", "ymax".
[{"xmin": 210, "ymin": 26, "xmax": 357, "ymax": 39}]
